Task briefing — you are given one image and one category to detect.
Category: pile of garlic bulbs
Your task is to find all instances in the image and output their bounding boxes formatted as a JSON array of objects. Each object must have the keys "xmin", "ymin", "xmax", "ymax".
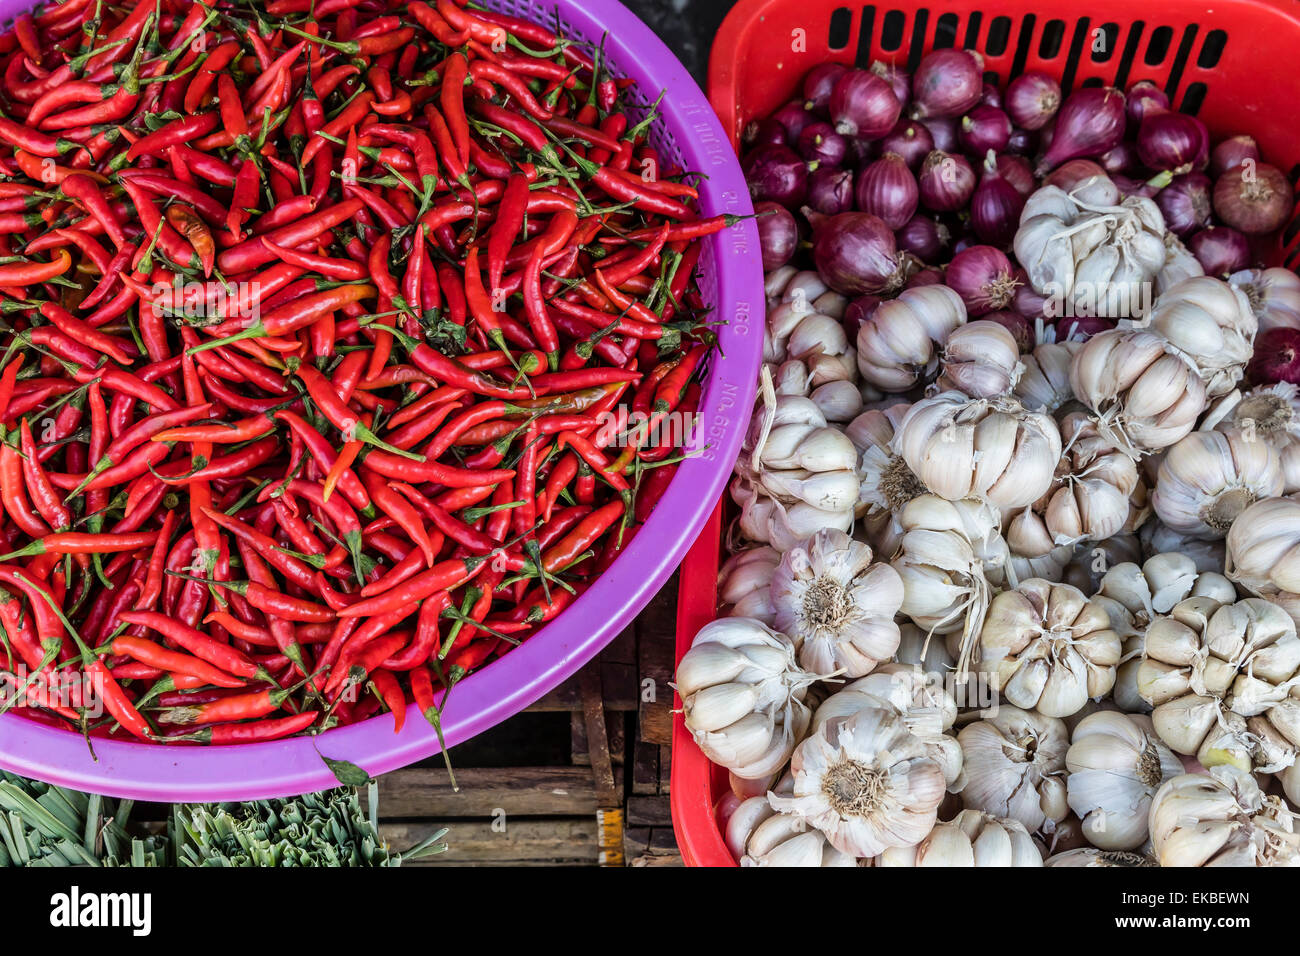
[{"xmin": 688, "ymin": 240, "xmax": 1300, "ymax": 867}]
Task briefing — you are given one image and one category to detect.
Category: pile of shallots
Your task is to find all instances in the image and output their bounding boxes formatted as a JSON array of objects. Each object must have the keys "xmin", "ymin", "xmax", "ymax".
[{"xmin": 680, "ymin": 50, "xmax": 1300, "ymax": 867}]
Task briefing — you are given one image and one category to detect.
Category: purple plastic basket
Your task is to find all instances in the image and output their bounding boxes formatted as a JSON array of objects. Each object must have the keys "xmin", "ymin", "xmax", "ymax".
[{"xmin": 0, "ymin": 0, "xmax": 762, "ymax": 800}]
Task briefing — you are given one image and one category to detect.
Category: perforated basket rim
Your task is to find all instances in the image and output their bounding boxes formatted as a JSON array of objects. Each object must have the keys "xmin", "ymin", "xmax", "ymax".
[{"xmin": 0, "ymin": 0, "xmax": 764, "ymax": 801}]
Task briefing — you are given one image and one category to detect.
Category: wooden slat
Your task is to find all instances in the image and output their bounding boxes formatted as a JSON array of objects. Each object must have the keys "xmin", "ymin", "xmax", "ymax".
[
  {"xmin": 371, "ymin": 766, "xmax": 613, "ymax": 818},
  {"xmin": 384, "ymin": 819, "xmax": 598, "ymax": 866},
  {"xmin": 632, "ymin": 736, "xmax": 660, "ymax": 795},
  {"xmin": 626, "ymin": 794, "xmax": 672, "ymax": 827},
  {"xmin": 636, "ymin": 576, "xmax": 678, "ymax": 746}
]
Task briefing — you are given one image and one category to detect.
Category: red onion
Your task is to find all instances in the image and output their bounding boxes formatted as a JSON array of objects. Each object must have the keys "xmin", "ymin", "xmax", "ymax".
[
  {"xmin": 1099, "ymin": 142, "xmax": 1140, "ymax": 174},
  {"xmin": 1005, "ymin": 71, "xmax": 1061, "ymax": 130},
  {"xmin": 971, "ymin": 152, "xmax": 1026, "ymax": 247},
  {"xmin": 744, "ymin": 118, "xmax": 788, "ymax": 149},
  {"xmin": 870, "ymin": 61, "xmax": 911, "ymax": 107},
  {"xmin": 797, "ymin": 121, "xmax": 848, "ymax": 166},
  {"xmin": 1006, "ymin": 128, "xmax": 1038, "ymax": 156},
  {"xmin": 981, "ymin": 81, "xmax": 1003, "ymax": 109},
  {"xmin": 805, "ymin": 166, "xmax": 855, "ymax": 215},
  {"xmin": 1036, "ymin": 87, "xmax": 1126, "ymax": 174},
  {"xmin": 1248, "ymin": 327, "xmax": 1300, "ymax": 385},
  {"xmin": 855, "ymin": 153, "xmax": 919, "ymax": 230},
  {"xmin": 921, "ymin": 116, "xmax": 958, "ymax": 153},
  {"xmin": 811, "ymin": 212, "xmax": 908, "ymax": 295},
  {"xmin": 958, "ymin": 104, "xmax": 1012, "ymax": 156},
  {"xmin": 1155, "ymin": 172, "xmax": 1213, "ymax": 237},
  {"xmin": 1013, "ymin": 272, "xmax": 1050, "ymax": 318},
  {"xmin": 842, "ymin": 294, "xmax": 883, "ymax": 339},
  {"xmin": 996, "ymin": 154, "xmax": 1035, "ymax": 197},
  {"xmin": 1210, "ymin": 135, "xmax": 1260, "ymax": 178},
  {"xmin": 830, "ymin": 69, "xmax": 902, "ymax": 140},
  {"xmin": 803, "ymin": 63, "xmax": 849, "ymax": 114},
  {"xmin": 911, "ymin": 49, "xmax": 984, "ymax": 119},
  {"xmin": 907, "ymin": 266, "xmax": 945, "ymax": 288},
  {"xmin": 772, "ymin": 100, "xmax": 817, "ymax": 143},
  {"xmin": 1214, "ymin": 162, "xmax": 1294, "ymax": 235},
  {"xmin": 1137, "ymin": 111, "xmax": 1209, "ymax": 173},
  {"xmin": 896, "ymin": 213, "xmax": 950, "ymax": 262},
  {"xmin": 1043, "ymin": 159, "xmax": 1108, "ymax": 192},
  {"xmin": 755, "ymin": 201, "xmax": 799, "ymax": 271},
  {"xmin": 879, "ymin": 120, "xmax": 935, "ymax": 170},
  {"xmin": 1125, "ymin": 80, "xmax": 1169, "ymax": 128},
  {"xmin": 1189, "ymin": 226, "xmax": 1251, "ymax": 276},
  {"xmin": 945, "ymin": 245, "xmax": 1019, "ymax": 314},
  {"xmin": 1111, "ymin": 173, "xmax": 1160, "ymax": 199},
  {"xmin": 983, "ymin": 310, "xmax": 1033, "ymax": 350},
  {"xmin": 1057, "ymin": 315, "xmax": 1115, "ymax": 340},
  {"xmin": 743, "ymin": 144, "xmax": 809, "ymax": 208},
  {"xmin": 918, "ymin": 149, "xmax": 976, "ymax": 212}
]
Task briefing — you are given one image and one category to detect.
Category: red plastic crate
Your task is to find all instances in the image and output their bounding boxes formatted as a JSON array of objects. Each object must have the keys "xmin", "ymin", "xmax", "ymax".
[{"xmin": 671, "ymin": 0, "xmax": 1300, "ymax": 867}]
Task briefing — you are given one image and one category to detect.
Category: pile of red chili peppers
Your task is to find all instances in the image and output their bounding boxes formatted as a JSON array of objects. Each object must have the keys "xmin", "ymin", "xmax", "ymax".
[{"xmin": 0, "ymin": 0, "xmax": 723, "ymax": 745}]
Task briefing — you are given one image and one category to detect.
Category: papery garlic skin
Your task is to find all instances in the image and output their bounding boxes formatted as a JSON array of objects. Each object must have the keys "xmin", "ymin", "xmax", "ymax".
[
  {"xmin": 718, "ymin": 546, "xmax": 782, "ymax": 624},
  {"xmin": 877, "ymin": 810, "xmax": 1042, "ymax": 866},
  {"xmin": 979, "ymin": 579, "xmax": 1121, "ymax": 718},
  {"xmin": 771, "ymin": 530, "xmax": 904, "ymax": 677},
  {"xmin": 1015, "ymin": 340, "xmax": 1082, "ymax": 415},
  {"xmin": 677, "ymin": 618, "xmax": 814, "ymax": 780},
  {"xmin": 1069, "ymin": 328, "xmax": 1208, "ymax": 457},
  {"xmin": 937, "ymin": 320, "xmax": 1024, "ymax": 399},
  {"xmin": 958, "ymin": 706, "xmax": 1069, "ymax": 833},
  {"xmin": 1065, "ymin": 712, "xmax": 1182, "ymax": 850},
  {"xmin": 891, "ymin": 495, "xmax": 1009, "ymax": 674},
  {"xmin": 1152, "ymin": 427, "xmax": 1282, "ymax": 539},
  {"xmin": 1225, "ymin": 496, "xmax": 1300, "ymax": 628},
  {"xmin": 1140, "ymin": 518, "xmax": 1226, "ymax": 573},
  {"xmin": 1155, "ymin": 231, "xmax": 1204, "ymax": 296},
  {"xmin": 1137, "ymin": 595, "xmax": 1300, "ymax": 773},
  {"xmin": 845, "ymin": 404, "xmax": 921, "ymax": 557},
  {"xmin": 1212, "ymin": 384, "xmax": 1300, "ymax": 495},
  {"xmin": 1148, "ymin": 766, "xmax": 1300, "ymax": 867},
  {"xmin": 738, "ymin": 807, "xmax": 859, "ymax": 867},
  {"xmin": 1229, "ymin": 267, "xmax": 1300, "ymax": 333},
  {"xmin": 770, "ymin": 706, "xmax": 946, "ymax": 858},
  {"xmin": 1061, "ymin": 532, "xmax": 1143, "ymax": 595},
  {"xmin": 1041, "ymin": 413, "xmax": 1141, "ymax": 546},
  {"xmin": 1135, "ymin": 276, "xmax": 1257, "ymax": 398},
  {"xmin": 1004, "ymin": 507, "xmax": 1073, "ymax": 584},
  {"xmin": 893, "ymin": 391, "xmax": 1062, "ymax": 510},
  {"xmin": 856, "ymin": 284, "xmax": 967, "ymax": 391}
]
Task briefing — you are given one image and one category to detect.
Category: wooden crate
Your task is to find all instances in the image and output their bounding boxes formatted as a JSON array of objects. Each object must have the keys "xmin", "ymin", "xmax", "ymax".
[{"xmin": 373, "ymin": 575, "xmax": 683, "ymax": 867}]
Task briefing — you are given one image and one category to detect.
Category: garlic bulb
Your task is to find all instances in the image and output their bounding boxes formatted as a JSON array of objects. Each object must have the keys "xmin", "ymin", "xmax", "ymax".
[
  {"xmin": 768, "ymin": 297, "xmax": 858, "ymax": 388},
  {"xmin": 1041, "ymin": 412, "xmax": 1141, "ymax": 545},
  {"xmin": 846, "ymin": 404, "xmax": 923, "ymax": 557},
  {"xmin": 770, "ymin": 706, "xmax": 946, "ymax": 857},
  {"xmin": 810, "ymin": 664, "xmax": 963, "ymax": 789},
  {"xmin": 1214, "ymin": 384, "xmax": 1300, "ymax": 495},
  {"xmin": 1135, "ymin": 276, "xmax": 1257, "ymax": 398},
  {"xmin": 1065, "ymin": 712, "xmax": 1182, "ymax": 850},
  {"xmin": 1138, "ymin": 595, "xmax": 1300, "ymax": 773},
  {"xmin": 979, "ymin": 579, "xmax": 1121, "ymax": 718},
  {"xmin": 1014, "ymin": 183, "xmax": 1167, "ymax": 319},
  {"xmin": 1148, "ymin": 766, "xmax": 1300, "ymax": 866},
  {"xmin": 718, "ymin": 546, "xmax": 781, "ymax": 624},
  {"xmin": 765, "ymin": 264, "xmax": 800, "ymax": 305},
  {"xmin": 677, "ymin": 617, "xmax": 814, "ymax": 780},
  {"xmin": 877, "ymin": 810, "xmax": 1042, "ymax": 866},
  {"xmin": 856, "ymin": 284, "xmax": 967, "ymax": 392},
  {"xmin": 1155, "ymin": 230, "xmax": 1204, "ymax": 296},
  {"xmin": 957, "ymin": 706, "xmax": 1069, "ymax": 832},
  {"xmin": 1140, "ymin": 518, "xmax": 1225, "ymax": 573},
  {"xmin": 1225, "ymin": 496, "xmax": 1300, "ymax": 627},
  {"xmin": 1069, "ymin": 328, "xmax": 1208, "ymax": 457},
  {"xmin": 1046, "ymin": 848, "xmax": 1158, "ymax": 867},
  {"xmin": 893, "ymin": 391, "xmax": 1062, "ymax": 509},
  {"xmin": 1004, "ymin": 508, "xmax": 1073, "ymax": 584},
  {"xmin": 1284, "ymin": 761, "xmax": 1300, "ymax": 807},
  {"xmin": 771, "ymin": 529, "xmax": 904, "ymax": 677},
  {"xmin": 1015, "ymin": 340, "xmax": 1082, "ymax": 415},
  {"xmin": 936, "ymin": 320, "xmax": 1023, "ymax": 399},
  {"xmin": 729, "ymin": 797, "xmax": 858, "ymax": 866},
  {"xmin": 1061, "ymin": 532, "xmax": 1143, "ymax": 594},
  {"xmin": 891, "ymin": 495, "xmax": 1009, "ymax": 674},
  {"xmin": 810, "ymin": 379, "xmax": 864, "ymax": 423},
  {"xmin": 1229, "ymin": 267, "xmax": 1300, "ymax": 333},
  {"xmin": 1152, "ymin": 427, "xmax": 1282, "ymax": 539},
  {"xmin": 894, "ymin": 621, "xmax": 956, "ymax": 674}
]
